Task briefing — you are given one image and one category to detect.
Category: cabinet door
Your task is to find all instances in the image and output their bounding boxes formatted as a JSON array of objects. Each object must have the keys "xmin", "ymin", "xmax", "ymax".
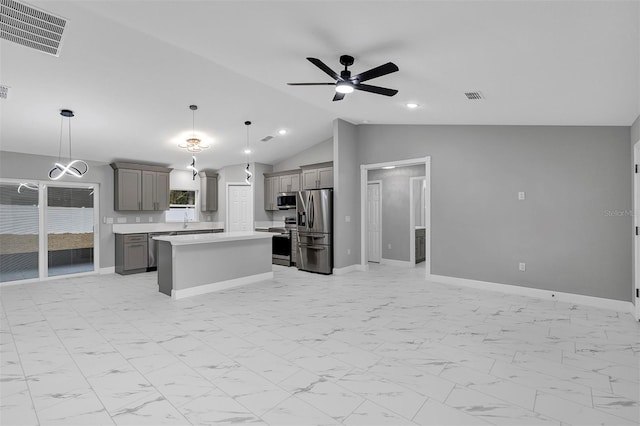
[
  {"xmin": 264, "ymin": 177, "xmax": 274, "ymax": 210},
  {"xmin": 155, "ymin": 172, "xmax": 170, "ymax": 210},
  {"xmin": 318, "ymin": 167, "xmax": 333, "ymax": 188},
  {"xmin": 116, "ymin": 169, "xmax": 141, "ymax": 210},
  {"xmin": 290, "ymin": 174, "xmax": 300, "ymax": 192},
  {"xmin": 141, "ymin": 171, "xmax": 156, "ymax": 211},
  {"xmin": 279, "ymin": 175, "xmax": 292, "ymax": 193},
  {"xmin": 124, "ymin": 242, "xmax": 148, "ymax": 270},
  {"xmin": 270, "ymin": 177, "xmax": 279, "ymax": 210},
  {"xmin": 302, "ymin": 169, "xmax": 318, "ymax": 190}
]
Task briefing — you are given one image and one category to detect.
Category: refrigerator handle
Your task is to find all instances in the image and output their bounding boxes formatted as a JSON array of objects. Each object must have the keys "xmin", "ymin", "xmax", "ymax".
[{"xmin": 309, "ymin": 193, "xmax": 314, "ymax": 228}]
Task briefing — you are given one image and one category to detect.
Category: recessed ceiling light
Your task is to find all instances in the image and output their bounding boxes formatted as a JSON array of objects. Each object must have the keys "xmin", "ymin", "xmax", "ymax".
[
  {"xmin": 243, "ymin": 148, "xmax": 252, "ymax": 154},
  {"xmin": 406, "ymin": 102, "xmax": 419, "ymax": 109},
  {"xmin": 278, "ymin": 129, "xmax": 287, "ymax": 135},
  {"xmin": 381, "ymin": 166, "xmax": 396, "ymax": 170}
]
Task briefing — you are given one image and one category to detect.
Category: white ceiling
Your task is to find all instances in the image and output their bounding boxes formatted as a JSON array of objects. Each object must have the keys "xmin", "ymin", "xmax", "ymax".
[{"xmin": 1, "ymin": 1, "xmax": 638, "ymax": 170}]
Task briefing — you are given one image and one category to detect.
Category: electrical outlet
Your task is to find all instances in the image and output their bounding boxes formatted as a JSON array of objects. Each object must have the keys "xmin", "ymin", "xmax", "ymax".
[
  {"xmin": 148, "ymin": 217, "xmax": 153, "ymax": 222},
  {"xmin": 106, "ymin": 217, "xmax": 113, "ymax": 224},
  {"xmin": 519, "ymin": 262, "xmax": 526, "ymax": 272},
  {"xmin": 347, "ymin": 249, "xmax": 351, "ymax": 255},
  {"xmin": 135, "ymin": 217, "xmax": 141, "ymax": 223},
  {"xmin": 518, "ymin": 192, "xmax": 525, "ymax": 200},
  {"xmin": 116, "ymin": 217, "xmax": 126, "ymax": 224},
  {"xmin": 387, "ymin": 244, "xmax": 392, "ymax": 249},
  {"xmin": 345, "ymin": 215, "xmax": 351, "ymax": 222}
]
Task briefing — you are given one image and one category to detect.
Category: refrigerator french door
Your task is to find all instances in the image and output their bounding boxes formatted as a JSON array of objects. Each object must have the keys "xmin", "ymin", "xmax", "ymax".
[{"xmin": 296, "ymin": 189, "xmax": 333, "ymax": 274}]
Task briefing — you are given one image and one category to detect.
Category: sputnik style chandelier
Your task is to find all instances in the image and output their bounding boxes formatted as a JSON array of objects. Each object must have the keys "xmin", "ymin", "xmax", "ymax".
[
  {"xmin": 178, "ymin": 105, "xmax": 209, "ymax": 153},
  {"xmin": 48, "ymin": 109, "xmax": 89, "ymax": 180},
  {"xmin": 244, "ymin": 121, "xmax": 252, "ymax": 184}
]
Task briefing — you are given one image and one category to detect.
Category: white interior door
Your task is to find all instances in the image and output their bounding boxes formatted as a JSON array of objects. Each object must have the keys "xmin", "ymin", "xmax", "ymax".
[
  {"xmin": 228, "ymin": 184, "xmax": 252, "ymax": 232},
  {"xmin": 635, "ymin": 142, "xmax": 640, "ymax": 321},
  {"xmin": 367, "ymin": 181, "xmax": 381, "ymax": 263}
]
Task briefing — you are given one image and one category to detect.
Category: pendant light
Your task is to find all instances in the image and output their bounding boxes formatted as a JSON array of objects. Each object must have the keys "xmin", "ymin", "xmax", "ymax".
[
  {"xmin": 244, "ymin": 121, "xmax": 252, "ymax": 184},
  {"xmin": 187, "ymin": 155, "xmax": 198, "ymax": 181},
  {"xmin": 48, "ymin": 109, "xmax": 89, "ymax": 180},
  {"xmin": 178, "ymin": 105, "xmax": 209, "ymax": 153}
]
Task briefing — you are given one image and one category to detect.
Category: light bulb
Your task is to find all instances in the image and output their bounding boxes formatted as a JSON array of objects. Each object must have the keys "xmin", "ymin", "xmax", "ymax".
[
  {"xmin": 244, "ymin": 148, "xmax": 252, "ymax": 154},
  {"xmin": 336, "ymin": 82, "xmax": 354, "ymax": 94}
]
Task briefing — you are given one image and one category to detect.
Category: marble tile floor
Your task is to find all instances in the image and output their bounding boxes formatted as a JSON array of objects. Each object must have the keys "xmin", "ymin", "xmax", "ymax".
[{"xmin": 1, "ymin": 264, "xmax": 638, "ymax": 426}]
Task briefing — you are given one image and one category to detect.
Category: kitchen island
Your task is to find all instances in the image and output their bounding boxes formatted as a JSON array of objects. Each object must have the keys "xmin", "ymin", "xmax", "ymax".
[{"xmin": 154, "ymin": 232, "xmax": 273, "ymax": 299}]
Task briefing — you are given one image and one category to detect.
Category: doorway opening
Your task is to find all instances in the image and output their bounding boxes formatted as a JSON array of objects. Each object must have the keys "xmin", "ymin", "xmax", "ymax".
[
  {"xmin": 0, "ymin": 179, "xmax": 100, "ymax": 285},
  {"xmin": 360, "ymin": 156, "xmax": 431, "ymax": 278},
  {"xmin": 226, "ymin": 183, "xmax": 253, "ymax": 232}
]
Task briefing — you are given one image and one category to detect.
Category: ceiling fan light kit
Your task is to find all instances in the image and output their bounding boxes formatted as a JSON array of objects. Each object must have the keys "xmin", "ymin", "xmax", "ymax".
[{"xmin": 287, "ymin": 54, "xmax": 399, "ymax": 101}]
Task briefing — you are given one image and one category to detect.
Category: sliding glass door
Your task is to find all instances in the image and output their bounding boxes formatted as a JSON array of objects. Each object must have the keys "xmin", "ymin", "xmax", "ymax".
[
  {"xmin": 46, "ymin": 186, "xmax": 95, "ymax": 277},
  {"xmin": 0, "ymin": 179, "xmax": 99, "ymax": 283},
  {"xmin": 0, "ymin": 182, "xmax": 40, "ymax": 282}
]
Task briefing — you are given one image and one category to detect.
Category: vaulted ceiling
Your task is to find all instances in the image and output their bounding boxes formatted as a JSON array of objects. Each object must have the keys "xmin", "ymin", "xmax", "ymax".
[{"xmin": 1, "ymin": 1, "xmax": 638, "ymax": 170}]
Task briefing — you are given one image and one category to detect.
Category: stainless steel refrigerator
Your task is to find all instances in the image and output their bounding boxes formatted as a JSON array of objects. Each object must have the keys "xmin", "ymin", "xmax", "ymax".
[{"xmin": 296, "ymin": 189, "xmax": 333, "ymax": 274}]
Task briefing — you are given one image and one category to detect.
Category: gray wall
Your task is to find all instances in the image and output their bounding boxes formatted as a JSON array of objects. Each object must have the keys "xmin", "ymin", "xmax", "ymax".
[
  {"xmin": 333, "ymin": 119, "xmax": 360, "ymax": 269},
  {"xmin": 273, "ymin": 137, "xmax": 333, "ymax": 172},
  {"xmin": 632, "ymin": 115, "xmax": 640, "ymax": 146},
  {"xmin": 348, "ymin": 125, "xmax": 632, "ymax": 301},
  {"xmin": 0, "ymin": 151, "xmax": 128, "ymax": 269},
  {"xmin": 368, "ymin": 165, "xmax": 425, "ymax": 262}
]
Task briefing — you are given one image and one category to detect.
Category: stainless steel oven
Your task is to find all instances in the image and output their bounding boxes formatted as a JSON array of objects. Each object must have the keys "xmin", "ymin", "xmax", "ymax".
[{"xmin": 272, "ymin": 232, "xmax": 291, "ymax": 266}]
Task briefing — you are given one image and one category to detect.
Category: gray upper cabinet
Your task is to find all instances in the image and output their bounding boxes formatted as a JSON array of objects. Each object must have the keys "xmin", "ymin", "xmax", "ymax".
[
  {"xmin": 301, "ymin": 162, "xmax": 333, "ymax": 189},
  {"xmin": 111, "ymin": 162, "xmax": 172, "ymax": 211},
  {"xmin": 142, "ymin": 170, "xmax": 170, "ymax": 211},
  {"xmin": 199, "ymin": 170, "xmax": 218, "ymax": 212},
  {"xmin": 114, "ymin": 168, "xmax": 142, "ymax": 211},
  {"xmin": 263, "ymin": 170, "xmax": 301, "ymax": 211},
  {"xmin": 264, "ymin": 176, "xmax": 278, "ymax": 211}
]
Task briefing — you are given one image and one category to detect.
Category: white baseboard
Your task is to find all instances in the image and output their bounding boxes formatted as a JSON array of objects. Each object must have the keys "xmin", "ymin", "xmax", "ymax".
[
  {"xmin": 333, "ymin": 264, "xmax": 367, "ymax": 275},
  {"xmin": 171, "ymin": 271, "xmax": 274, "ymax": 300},
  {"xmin": 100, "ymin": 267, "xmax": 115, "ymax": 274},
  {"xmin": 380, "ymin": 258, "xmax": 413, "ymax": 267},
  {"xmin": 427, "ymin": 274, "xmax": 634, "ymax": 314}
]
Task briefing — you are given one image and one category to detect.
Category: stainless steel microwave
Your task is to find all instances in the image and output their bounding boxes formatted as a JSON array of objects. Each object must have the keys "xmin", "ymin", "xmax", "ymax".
[{"xmin": 276, "ymin": 193, "xmax": 297, "ymax": 210}]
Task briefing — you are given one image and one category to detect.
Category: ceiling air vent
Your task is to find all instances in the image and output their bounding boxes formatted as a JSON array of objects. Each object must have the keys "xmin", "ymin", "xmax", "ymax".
[
  {"xmin": 260, "ymin": 136, "xmax": 274, "ymax": 142},
  {"xmin": 0, "ymin": 85, "xmax": 9, "ymax": 99},
  {"xmin": 0, "ymin": 0, "xmax": 68, "ymax": 57},
  {"xmin": 465, "ymin": 91, "xmax": 484, "ymax": 100}
]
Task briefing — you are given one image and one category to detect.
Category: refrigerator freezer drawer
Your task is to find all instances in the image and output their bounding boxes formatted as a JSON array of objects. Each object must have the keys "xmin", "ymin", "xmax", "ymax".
[
  {"xmin": 297, "ymin": 243, "xmax": 332, "ymax": 274},
  {"xmin": 297, "ymin": 233, "xmax": 331, "ymax": 246}
]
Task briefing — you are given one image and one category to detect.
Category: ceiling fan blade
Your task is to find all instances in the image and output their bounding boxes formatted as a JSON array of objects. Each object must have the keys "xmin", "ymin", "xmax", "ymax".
[
  {"xmin": 307, "ymin": 57, "xmax": 340, "ymax": 80},
  {"xmin": 351, "ymin": 62, "xmax": 399, "ymax": 83},
  {"xmin": 332, "ymin": 92, "xmax": 345, "ymax": 102},
  {"xmin": 354, "ymin": 83, "xmax": 398, "ymax": 97},
  {"xmin": 287, "ymin": 82, "xmax": 335, "ymax": 86}
]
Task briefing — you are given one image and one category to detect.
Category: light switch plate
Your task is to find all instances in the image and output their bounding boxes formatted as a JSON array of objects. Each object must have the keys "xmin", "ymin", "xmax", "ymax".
[
  {"xmin": 106, "ymin": 217, "xmax": 113, "ymax": 224},
  {"xmin": 345, "ymin": 215, "xmax": 351, "ymax": 222},
  {"xmin": 116, "ymin": 217, "xmax": 126, "ymax": 224}
]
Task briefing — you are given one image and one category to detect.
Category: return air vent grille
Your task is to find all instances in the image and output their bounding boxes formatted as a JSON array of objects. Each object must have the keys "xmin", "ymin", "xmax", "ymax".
[
  {"xmin": 0, "ymin": 0, "xmax": 67, "ymax": 56},
  {"xmin": 465, "ymin": 91, "xmax": 484, "ymax": 100},
  {"xmin": 260, "ymin": 136, "xmax": 274, "ymax": 142}
]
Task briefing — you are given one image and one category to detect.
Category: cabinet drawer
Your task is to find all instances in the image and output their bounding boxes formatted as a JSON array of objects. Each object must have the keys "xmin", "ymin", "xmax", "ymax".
[{"xmin": 124, "ymin": 234, "xmax": 147, "ymax": 243}]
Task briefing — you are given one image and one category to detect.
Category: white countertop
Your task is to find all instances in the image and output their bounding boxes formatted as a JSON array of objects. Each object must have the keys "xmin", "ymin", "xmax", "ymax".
[
  {"xmin": 153, "ymin": 231, "xmax": 273, "ymax": 246},
  {"xmin": 113, "ymin": 222, "xmax": 223, "ymax": 234}
]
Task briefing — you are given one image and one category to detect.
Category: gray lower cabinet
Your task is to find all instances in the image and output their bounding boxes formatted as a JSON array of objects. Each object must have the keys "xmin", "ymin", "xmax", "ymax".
[
  {"xmin": 111, "ymin": 162, "xmax": 172, "ymax": 211},
  {"xmin": 115, "ymin": 233, "xmax": 148, "ymax": 275},
  {"xmin": 415, "ymin": 228, "xmax": 426, "ymax": 263}
]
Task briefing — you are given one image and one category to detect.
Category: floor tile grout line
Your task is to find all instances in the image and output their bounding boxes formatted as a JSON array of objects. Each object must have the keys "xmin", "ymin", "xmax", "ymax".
[{"xmin": 0, "ymin": 295, "xmax": 42, "ymax": 426}]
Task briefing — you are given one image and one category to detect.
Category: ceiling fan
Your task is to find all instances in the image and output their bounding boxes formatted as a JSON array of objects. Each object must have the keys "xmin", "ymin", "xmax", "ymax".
[{"xmin": 287, "ymin": 55, "xmax": 399, "ymax": 101}]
